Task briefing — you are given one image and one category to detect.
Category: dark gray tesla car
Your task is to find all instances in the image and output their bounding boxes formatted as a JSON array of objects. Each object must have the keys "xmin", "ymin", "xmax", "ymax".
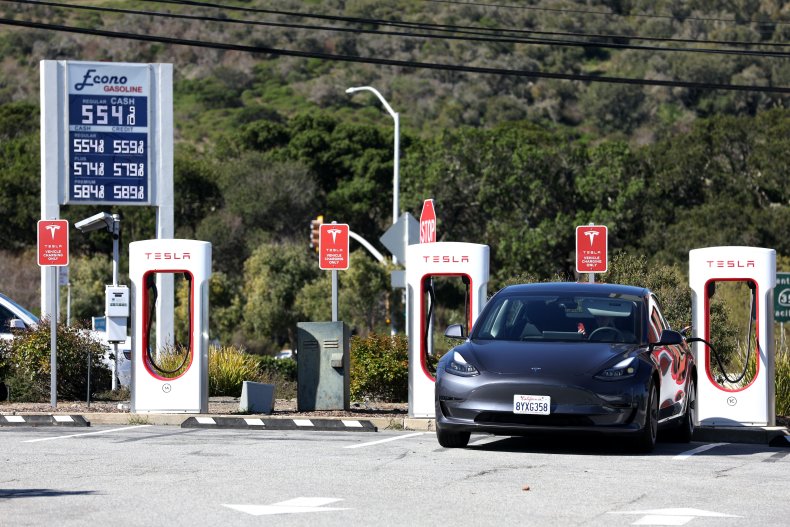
[{"xmin": 435, "ymin": 282, "xmax": 696, "ymax": 452}]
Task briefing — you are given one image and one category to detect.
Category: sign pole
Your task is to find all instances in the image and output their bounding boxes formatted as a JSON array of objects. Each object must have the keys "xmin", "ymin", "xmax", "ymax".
[
  {"xmin": 332, "ymin": 270, "xmax": 339, "ymax": 322},
  {"xmin": 50, "ymin": 267, "xmax": 58, "ymax": 408}
]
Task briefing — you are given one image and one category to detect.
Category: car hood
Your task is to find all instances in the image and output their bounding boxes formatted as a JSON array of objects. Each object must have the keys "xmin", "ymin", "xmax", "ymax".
[{"xmin": 458, "ymin": 339, "xmax": 638, "ymax": 376}]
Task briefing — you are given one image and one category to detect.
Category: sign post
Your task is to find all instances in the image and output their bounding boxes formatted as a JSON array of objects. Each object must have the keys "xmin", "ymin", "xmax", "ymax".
[
  {"xmin": 419, "ymin": 199, "xmax": 437, "ymax": 244},
  {"xmin": 319, "ymin": 223, "xmax": 350, "ymax": 321},
  {"xmin": 575, "ymin": 224, "xmax": 608, "ymax": 282},
  {"xmin": 37, "ymin": 219, "xmax": 69, "ymax": 408}
]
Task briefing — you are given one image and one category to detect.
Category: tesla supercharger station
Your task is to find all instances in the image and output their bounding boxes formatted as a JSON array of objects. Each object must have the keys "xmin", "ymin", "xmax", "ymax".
[
  {"xmin": 689, "ymin": 246, "xmax": 776, "ymax": 427},
  {"xmin": 129, "ymin": 239, "xmax": 211, "ymax": 413},
  {"xmin": 406, "ymin": 242, "xmax": 490, "ymax": 418}
]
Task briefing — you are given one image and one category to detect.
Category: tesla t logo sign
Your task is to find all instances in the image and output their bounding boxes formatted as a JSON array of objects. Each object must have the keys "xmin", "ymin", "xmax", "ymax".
[
  {"xmin": 576, "ymin": 225, "xmax": 607, "ymax": 273},
  {"xmin": 37, "ymin": 219, "xmax": 69, "ymax": 267},
  {"xmin": 319, "ymin": 223, "xmax": 349, "ymax": 270},
  {"xmin": 419, "ymin": 199, "xmax": 436, "ymax": 243}
]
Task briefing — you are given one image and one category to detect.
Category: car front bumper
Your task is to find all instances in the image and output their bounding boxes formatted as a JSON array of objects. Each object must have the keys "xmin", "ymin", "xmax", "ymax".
[{"xmin": 435, "ymin": 371, "xmax": 651, "ymax": 436}]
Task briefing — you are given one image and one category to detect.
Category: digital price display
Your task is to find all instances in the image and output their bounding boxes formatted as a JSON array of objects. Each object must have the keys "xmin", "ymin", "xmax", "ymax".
[{"xmin": 66, "ymin": 63, "xmax": 151, "ymax": 204}]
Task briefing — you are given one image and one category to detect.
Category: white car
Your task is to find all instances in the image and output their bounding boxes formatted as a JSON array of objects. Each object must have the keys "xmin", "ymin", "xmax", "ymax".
[{"xmin": 0, "ymin": 293, "xmax": 39, "ymax": 340}]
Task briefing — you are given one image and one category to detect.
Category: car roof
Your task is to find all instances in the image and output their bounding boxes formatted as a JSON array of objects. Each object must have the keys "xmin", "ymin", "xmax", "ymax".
[{"xmin": 497, "ymin": 282, "xmax": 650, "ymax": 298}]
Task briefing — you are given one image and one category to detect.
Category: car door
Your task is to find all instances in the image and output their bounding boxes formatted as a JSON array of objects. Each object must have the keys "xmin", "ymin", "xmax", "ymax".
[{"xmin": 647, "ymin": 294, "xmax": 689, "ymax": 421}]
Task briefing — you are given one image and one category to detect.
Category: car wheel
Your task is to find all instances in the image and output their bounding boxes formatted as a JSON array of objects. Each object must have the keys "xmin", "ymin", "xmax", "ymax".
[
  {"xmin": 436, "ymin": 427, "xmax": 471, "ymax": 448},
  {"xmin": 632, "ymin": 382, "xmax": 658, "ymax": 453},
  {"xmin": 673, "ymin": 378, "xmax": 696, "ymax": 443}
]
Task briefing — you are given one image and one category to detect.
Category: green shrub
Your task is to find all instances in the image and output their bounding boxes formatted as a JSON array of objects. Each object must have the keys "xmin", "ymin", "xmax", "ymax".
[
  {"xmin": 1, "ymin": 320, "xmax": 111, "ymax": 401},
  {"xmin": 776, "ymin": 350, "xmax": 790, "ymax": 417},
  {"xmin": 350, "ymin": 333, "xmax": 408, "ymax": 402},
  {"xmin": 258, "ymin": 355, "xmax": 296, "ymax": 381},
  {"xmin": 208, "ymin": 345, "xmax": 260, "ymax": 397}
]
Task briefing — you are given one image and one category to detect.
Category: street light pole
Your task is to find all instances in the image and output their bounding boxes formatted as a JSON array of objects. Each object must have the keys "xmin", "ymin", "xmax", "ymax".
[
  {"xmin": 345, "ymin": 86, "xmax": 400, "ymax": 254},
  {"xmin": 346, "ymin": 86, "xmax": 401, "ymax": 336}
]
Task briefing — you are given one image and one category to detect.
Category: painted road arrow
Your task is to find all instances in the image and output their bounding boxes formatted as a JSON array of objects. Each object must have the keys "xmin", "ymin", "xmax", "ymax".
[
  {"xmin": 223, "ymin": 497, "xmax": 349, "ymax": 516},
  {"xmin": 609, "ymin": 507, "xmax": 740, "ymax": 525}
]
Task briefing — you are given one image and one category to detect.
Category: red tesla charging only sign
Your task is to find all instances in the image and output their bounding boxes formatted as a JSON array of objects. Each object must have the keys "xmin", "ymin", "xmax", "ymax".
[
  {"xmin": 37, "ymin": 219, "xmax": 69, "ymax": 266},
  {"xmin": 319, "ymin": 223, "xmax": 349, "ymax": 270},
  {"xmin": 576, "ymin": 225, "xmax": 607, "ymax": 273}
]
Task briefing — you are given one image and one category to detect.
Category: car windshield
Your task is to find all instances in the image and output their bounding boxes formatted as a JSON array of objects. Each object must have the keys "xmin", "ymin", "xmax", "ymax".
[{"xmin": 473, "ymin": 293, "xmax": 641, "ymax": 343}]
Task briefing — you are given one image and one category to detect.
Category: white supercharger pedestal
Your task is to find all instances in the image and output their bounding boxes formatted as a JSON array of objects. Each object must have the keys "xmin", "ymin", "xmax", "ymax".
[
  {"xmin": 689, "ymin": 246, "xmax": 776, "ymax": 427},
  {"xmin": 129, "ymin": 239, "xmax": 211, "ymax": 413},
  {"xmin": 406, "ymin": 242, "xmax": 489, "ymax": 418}
]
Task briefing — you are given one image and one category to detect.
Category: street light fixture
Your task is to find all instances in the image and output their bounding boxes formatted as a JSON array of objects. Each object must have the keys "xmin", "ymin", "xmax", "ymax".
[{"xmin": 345, "ymin": 86, "xmax": 400, "ymax": 250}]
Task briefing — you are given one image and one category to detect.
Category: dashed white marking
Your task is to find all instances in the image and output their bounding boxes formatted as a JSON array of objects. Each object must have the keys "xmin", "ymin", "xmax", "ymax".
[
  {"xmin": 195, "ymin": 417, "xmax": 216, "ymax": 425},
  {"xmin": 294, "ymin": 419, "xmax": 314, "ymax": 427},
  {"xmin": 344, "ymin": 432, "xmax": 425, "ymax": 449},
  {"xmin": 341, "ymin": 420, "xmax": 363, "ymax": 428},
  {"xmin": 609, "ymin": 507, "xmax": 740, "ymax": 525},
  {"xmin": 4, "ymin": 416, "xmax": 26, "ymax": 423},
  {"xmin": 244, "ymin": 418, "xmax": 265, "ymax": 426},
  {"xmin": 53, "ymin": 416, "xmax": 74, "ymax": 422},
  {"xmin": 24, "ymin": 425, "xmax": 152, "ymax": 443},
  {"xmin": 673, "ymin": 443, "xmax": 728, "ymax": 460},
  {"xmin": 224, "ymin": 497, "xmax": 348, "ymax": 516}
]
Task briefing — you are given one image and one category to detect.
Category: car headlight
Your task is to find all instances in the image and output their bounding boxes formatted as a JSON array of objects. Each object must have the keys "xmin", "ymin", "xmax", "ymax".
[
  {"xmin": 445, "ymin": 351, "xmax": 480, "ymax": 377},
  {"xmin": 595, "ymin": 357, "xmax": 638, "ymax": 380}
]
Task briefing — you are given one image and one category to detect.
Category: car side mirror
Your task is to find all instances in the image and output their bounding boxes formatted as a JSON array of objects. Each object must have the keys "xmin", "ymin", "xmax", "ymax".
[
  {"xmin": 9, "ymin": 318, "xmax": 26, "ymax": 331},
  {"xmin": 649, "ymin": 329, "xmax": 683, "ymax": 350},
  {"xmin": 444, "ymin": 324, "xmax": 466, "ymax": 340}
]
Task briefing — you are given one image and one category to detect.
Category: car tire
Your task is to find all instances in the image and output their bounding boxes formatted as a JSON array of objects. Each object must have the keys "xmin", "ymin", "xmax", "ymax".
[
  {"xmin": 672, "ymin": 378, "xmax": 696, "ymax": 443},
  {"xmin": 632, "ymin": 382, "xmax": 658, "ymax": 453},
  {"xmin": 436, "ymin": 427, "xmax": 471, "ymax": 448}
]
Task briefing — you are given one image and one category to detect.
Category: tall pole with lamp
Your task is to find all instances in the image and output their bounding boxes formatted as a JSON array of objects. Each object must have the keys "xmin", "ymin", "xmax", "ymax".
[{"xmin": 346, "ymin": 86, "xmax": 401, "ymax": 334}]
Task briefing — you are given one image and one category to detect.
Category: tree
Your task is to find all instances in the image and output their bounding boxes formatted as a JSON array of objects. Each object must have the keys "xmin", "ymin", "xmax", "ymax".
[{"xmin": 241, "ymin": 241, "xmax": 319, "ymax": 351}]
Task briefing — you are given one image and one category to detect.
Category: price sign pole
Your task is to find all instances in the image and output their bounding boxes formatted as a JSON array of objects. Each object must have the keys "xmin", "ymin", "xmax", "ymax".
[{"xmin": 41, "ymin": 60, "xmax": 174, "ymax": 352}]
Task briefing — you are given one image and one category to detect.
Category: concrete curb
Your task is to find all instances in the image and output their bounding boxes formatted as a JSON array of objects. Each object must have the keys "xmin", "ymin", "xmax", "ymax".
[
  {"xmin": 1, "ymin": 412, "xmax": 434, "ymax": 432},
  {"xmin": 693, "ymin": 425, "xmax": 790, "ymax": 446},
  {"xmin": 0, "ymin": 414, "xmax": 90, "ymax": 427},
  {"xmin": 182, "ymin": 416, "xmax": 377, "ymax": 431}
]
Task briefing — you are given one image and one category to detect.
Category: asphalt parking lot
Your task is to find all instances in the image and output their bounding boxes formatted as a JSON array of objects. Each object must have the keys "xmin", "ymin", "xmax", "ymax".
[{"xmin": 2, "ymin": 425, "xmax": 789, "ymax": 526}]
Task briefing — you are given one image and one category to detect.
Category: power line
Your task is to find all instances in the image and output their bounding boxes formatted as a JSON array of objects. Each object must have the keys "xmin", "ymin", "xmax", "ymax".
[
  {"xmin": 8, "ymin": 0, "xmax": 790, "ymax": 59},
  {"xmin": 2, "ymin": 16, "xmax": 789, "ymax": 94}
]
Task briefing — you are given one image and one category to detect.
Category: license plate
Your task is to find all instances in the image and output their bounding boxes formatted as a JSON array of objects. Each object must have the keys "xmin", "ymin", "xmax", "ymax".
[{"xmin": 513, "ymin": 394, "xmax": 550, "ymax": 415}]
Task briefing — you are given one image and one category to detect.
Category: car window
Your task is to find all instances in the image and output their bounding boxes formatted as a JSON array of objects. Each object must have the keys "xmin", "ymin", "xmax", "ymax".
[
  {"xmin": 0, "ymin": 304, "xmax": 16, "ymax": 332},
  {"xmin": 648, "ymin": 295, "xmax": 668, "ymax": 344},
  {"xmin": 474, "ymin": 293, "xmax": 640, "ymax": 343}
]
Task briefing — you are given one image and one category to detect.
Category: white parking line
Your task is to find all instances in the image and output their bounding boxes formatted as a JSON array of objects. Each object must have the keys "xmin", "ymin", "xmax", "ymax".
[
  {"xmin": 23, "ymin": 425, "xmax": 152, "ymax": 443},
  {"xmin": 673, "ymin": 443, "xmax": 728, "ymax": 460},
  {"xmin": 344, "ymin": 432, "xmax": 426, "ymax": 449}
]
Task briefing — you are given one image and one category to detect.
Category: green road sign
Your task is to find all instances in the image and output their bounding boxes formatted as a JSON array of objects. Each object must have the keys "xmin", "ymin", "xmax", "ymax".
[{"xmin": 776, "ymin": 272, "xmax": 790, "ymax": 323}]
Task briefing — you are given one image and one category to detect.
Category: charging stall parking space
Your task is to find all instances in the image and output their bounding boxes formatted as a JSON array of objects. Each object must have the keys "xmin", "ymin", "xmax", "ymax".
[
  {"xmin": 689, "ymin": 246, "xmax": 776, "ymax": 427},
  {"xmin": 130, "ymin": 239, "xmax": 211, "ymax": 413},
  {"xmin": 406, "ymin": 242, "xmax": 489, "ymax": 418}
]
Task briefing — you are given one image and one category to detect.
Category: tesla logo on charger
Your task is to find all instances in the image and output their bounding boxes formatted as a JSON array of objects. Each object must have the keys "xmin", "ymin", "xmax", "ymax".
[
  {"xmin": 422, "ymin": 255, "xmax": 470, "ymax": 264},
  {"xmin": 575, "ymin": 225, "xmax": 607, "ymax": 273},
  {"xmin": 145, "ymin": 252, "xmax": 191, "ymax": 260},
  {"xmin": 705, "ymin": 260, "xmax": 755, "ymax": 268}
]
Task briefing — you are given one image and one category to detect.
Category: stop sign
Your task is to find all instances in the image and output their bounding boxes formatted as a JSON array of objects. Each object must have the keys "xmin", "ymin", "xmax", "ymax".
[{"xmin": 419, "ymin": 199, "xmax": 436, "ymax": 243}]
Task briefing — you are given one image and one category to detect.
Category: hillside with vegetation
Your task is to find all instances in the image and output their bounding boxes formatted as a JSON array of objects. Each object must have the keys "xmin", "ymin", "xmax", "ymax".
[{"xmin": 0, "ymin": 0, "xmax": 789, "ymax": 353}]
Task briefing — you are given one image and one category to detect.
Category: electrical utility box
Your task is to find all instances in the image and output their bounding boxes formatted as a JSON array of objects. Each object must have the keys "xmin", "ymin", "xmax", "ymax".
[{"xmin": 296, "ymin": 322, "xmax": 350, "ymax": 411}]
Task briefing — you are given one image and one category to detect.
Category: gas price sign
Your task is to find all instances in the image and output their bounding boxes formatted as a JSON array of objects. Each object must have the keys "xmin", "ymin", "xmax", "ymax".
[{"xmin": 66, "ymin": 62, "xmax": 151, "ymax": 205}]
